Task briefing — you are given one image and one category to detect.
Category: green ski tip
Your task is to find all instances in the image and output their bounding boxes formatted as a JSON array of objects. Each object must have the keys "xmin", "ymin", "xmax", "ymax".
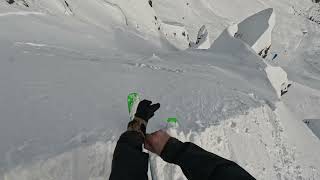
[
  {"xmin": 165, "ymin": 118, "xmax": 178, "ymax": 124},
  {"xmin": 127, "ymin": 93, "xmax": 139, "ymax": 114}
]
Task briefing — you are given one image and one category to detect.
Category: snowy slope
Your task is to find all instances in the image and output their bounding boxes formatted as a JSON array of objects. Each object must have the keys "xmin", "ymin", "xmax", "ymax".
[{"xmin": 1, "ymin": 0, "xmax": 320, "ymax": 180}]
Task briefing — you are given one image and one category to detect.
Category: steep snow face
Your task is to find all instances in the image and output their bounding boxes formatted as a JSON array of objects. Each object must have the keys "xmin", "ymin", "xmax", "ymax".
[
  {"xmin": 152, "ymin": 0, "xmax": 228, "ymax": 43},
  {"xmin": 212, "ymin": 9, "xmax": 289, "ymax": 99},
  {"xmin": 201, "ymin": 0, "xmax": 314, "ymax": 58},
  {"xmin": 204, "ymin": 0, "xmax": 266, "ymax": 22},
  {"xmin": 17, "ymin": 0, "xmax": 166, "ymax": 46},
  {"xmin": 236, "ymin": 8, "xmax": 275, "ymax": 55},
  {"xmin": 212, "ymin": 8, "xmax": 276, "ymax": 55},
  {"xmin": 210, "ymin": 24, "xmax": 242, "ymax": 53},
  {"xmin": 1, "ymin": 0, "xmax": 320, "ymax": 180}
]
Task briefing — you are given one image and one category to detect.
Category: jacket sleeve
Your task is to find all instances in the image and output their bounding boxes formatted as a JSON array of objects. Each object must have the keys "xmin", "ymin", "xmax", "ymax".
[
  {"xmin": 160, "ymin": 137, "xmax": 256, "ymax": 180},
  {"xmin": 109, "ymin": 131, "xmax": 149, "ymax": 180}
]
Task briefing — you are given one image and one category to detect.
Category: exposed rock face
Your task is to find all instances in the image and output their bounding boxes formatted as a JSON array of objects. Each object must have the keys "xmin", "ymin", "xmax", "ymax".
[
  {"xmin": 189, "ymin": 25, "xmax": 211, "ymax": 49},
  {"xmin": 6, "ymin": 0, "xmax": 15, "ymax": 5}
]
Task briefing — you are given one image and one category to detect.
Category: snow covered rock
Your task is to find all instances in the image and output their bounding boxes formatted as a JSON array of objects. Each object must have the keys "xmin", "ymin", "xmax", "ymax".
[
  {"xmin": 6, "ymin": 0, "xmax": 14, "ymax": 5},
  {"xmin": 265, "ymin": 65, "xmax": 290, "ymax": 98},
  {"xmin": 212, "ymin": 8, "xmax": 276, "ymax": 58},
  {"xmin": 212, "ymin": 8, "xmax": 289, "ymax": 98},
  {"xmin": 308, "ymin": 3, "xmax": 320, "ymax": 24},
  {"xmin": 189, "ymin": 25, "xmax": 210, "ymax": 49},
  {"xmin": 212, "ymin": 8, "xmax": 276, "ymax": 56},
  {"xmin": 6, "ymin": 0, "xmax": 29, "ymax": 7},
  {"xmin": 212, "ymin": 9, "xmax": 289, "ymax": 98},
  {"xmin": 160, "ymin": 21, "xmax": 190, "ymax": 50}
]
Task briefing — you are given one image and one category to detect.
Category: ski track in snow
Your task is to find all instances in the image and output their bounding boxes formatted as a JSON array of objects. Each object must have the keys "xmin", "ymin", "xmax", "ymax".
[
  {"xmin": 15, "ymin": 42, "xmax": 48, "ymax": 47},
  {"xmin": 0, "ymin": 11, "xmax": 45, "ymax": 17},
  {"xmin": 125, "ymin": 62, "xmax": 184, "ymax": 73},
  {"xmin": 102, "ymin": 0, "xmax": 128, "ymax": 26},
  {"xmin": 13, "ymin": 42, "xmax": 109, "ymax": 63}
]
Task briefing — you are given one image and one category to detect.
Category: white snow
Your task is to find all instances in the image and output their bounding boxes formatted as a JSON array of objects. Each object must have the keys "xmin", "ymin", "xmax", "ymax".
[
  {"xmin": 0, "ymin": 0, "xmax": 320, "ymax": 180},
  {"xmin": 0, "ymin": 11, "xmax": 44, "ymax": 17},
  {"xmin": 15, "ymin": 42, "xmax": 47, "ymax": 47},
  {"xmin": 160, "ymin": 21, "xmax": 190, "ymax": 50},
  {"xmin": 265, "ymin": 65, "xmax": 289, "ymax": 98}
]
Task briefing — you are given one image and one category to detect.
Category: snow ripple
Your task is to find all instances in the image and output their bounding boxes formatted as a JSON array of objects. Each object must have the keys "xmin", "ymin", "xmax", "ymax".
[{"xmin": 0, "ymin": 12, "xmax": 45, "ymax": 17}]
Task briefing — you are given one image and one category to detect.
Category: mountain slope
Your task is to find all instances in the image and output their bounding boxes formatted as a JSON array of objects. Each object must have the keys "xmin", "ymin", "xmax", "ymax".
[{"xmin": 0, "ymin": 0, "xmax": 320, "ymax": 180}]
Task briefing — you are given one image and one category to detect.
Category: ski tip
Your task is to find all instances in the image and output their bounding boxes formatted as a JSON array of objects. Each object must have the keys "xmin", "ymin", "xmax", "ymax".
[
  {"xmin": 127, "ymin": 92, "xmax": 140, "ymax": 114},
  {"xmin": 165, "ymin": 117, "xmax": 178, "ymax": 123}
]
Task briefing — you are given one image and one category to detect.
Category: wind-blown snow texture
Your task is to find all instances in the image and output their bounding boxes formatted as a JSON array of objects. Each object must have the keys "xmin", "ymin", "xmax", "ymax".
[{"xmin": 0, "ymin": 0, "xmax": 320, "ymax": 180}]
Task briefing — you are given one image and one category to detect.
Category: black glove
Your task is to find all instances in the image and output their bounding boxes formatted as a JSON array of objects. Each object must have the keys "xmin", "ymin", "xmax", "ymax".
[
  {"xmin": 135, "ymin": 99, "xmax": 160, "ymax": 122},
  {"xmin": 127, "ymin": 99, "xmax": 160, "ymax": 137}
]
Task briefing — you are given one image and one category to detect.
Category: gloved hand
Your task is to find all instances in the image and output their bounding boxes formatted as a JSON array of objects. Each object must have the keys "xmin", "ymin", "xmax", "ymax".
[
  {"xmin": 127, "ymin": 99, "xmax": 160, "ymax": 137},
  {"xmin": 144, "ymin": 130, "xmax": 171, "ymax": 156},
  {"xmin": 135, "ymin": 100, "xmax": 160, "ymax": 122}
]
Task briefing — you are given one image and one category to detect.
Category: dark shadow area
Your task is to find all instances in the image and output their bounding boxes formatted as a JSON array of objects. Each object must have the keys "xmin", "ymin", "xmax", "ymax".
[
  {"xmin": 6, "ymin": 0, "xmax": 15, "ymax": 4},
  {"xmin": 303, "ymin": 119, "xmax": 320, "ymax": 140}
]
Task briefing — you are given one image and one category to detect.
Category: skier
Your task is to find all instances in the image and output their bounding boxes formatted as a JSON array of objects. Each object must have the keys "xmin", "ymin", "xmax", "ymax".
[{"xmin": 109, "ymin": 100, "xmax": 256, "ymax": 180}]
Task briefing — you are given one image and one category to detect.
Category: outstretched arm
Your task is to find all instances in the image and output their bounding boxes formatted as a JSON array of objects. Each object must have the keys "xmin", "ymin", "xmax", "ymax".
[
  {"xmin": 109, "ymin": 100, "xmax": 161, "ymax": 180},
  {"xmin": 109, "ymin": 131, "xmax": 149, "ymax": 180},
  {"xmin": 145, "ymin": 130, "xmax": 256, "ymax": 180}
]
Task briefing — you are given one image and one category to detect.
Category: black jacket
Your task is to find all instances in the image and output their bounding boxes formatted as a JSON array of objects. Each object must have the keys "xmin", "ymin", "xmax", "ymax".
[{"xmin": 109, "ymin": 131, "xmax": 255, "ymax": 180}]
